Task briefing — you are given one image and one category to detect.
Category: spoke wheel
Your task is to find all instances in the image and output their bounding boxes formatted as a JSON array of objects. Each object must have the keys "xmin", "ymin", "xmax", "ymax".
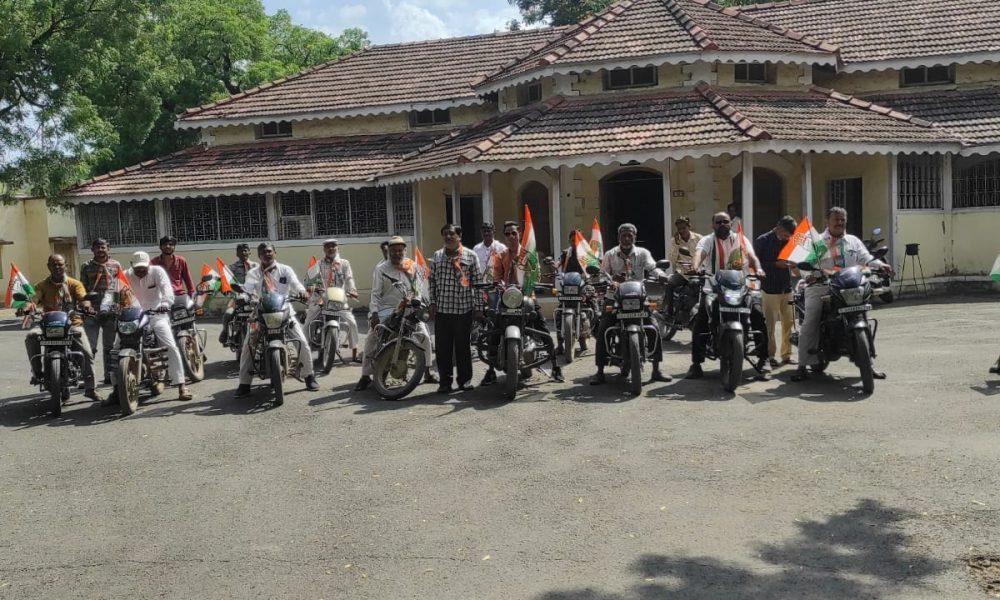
[{"xmin": 372, "ymin": 339, "xmax": 426, "ymax": 400}]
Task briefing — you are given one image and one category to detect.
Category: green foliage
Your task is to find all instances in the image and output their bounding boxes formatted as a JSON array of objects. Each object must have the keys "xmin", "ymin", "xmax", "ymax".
[
  {"xmin": 507, "ymin": 0, "xmax": 616, "ymax": 26},
  {"xmin": 0, "ymin": 0, "xmax": 370, "ymax": 204}
]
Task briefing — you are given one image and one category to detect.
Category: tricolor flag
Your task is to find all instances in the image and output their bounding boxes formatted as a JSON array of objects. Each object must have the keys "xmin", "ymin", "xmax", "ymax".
[
  {"xmin": 736, "ymin": 220, "xmax": 752, "ymax": 273},
  {"xmin": 574, "ymin": 230, "xmax": 601, "ymax": 269},
  {"xmin": 305, "ymin": 256, "xmax": 321, "ymax": 285},
  {"xmin": 414, "ymin": 247, "xmax": 430, "ymax": 277},
  {"xmin": 589, "ymin": 217, "xmax": 604, "ymax": 259},
  {"xmin": 4, "ymin": 263, "xmax": 34, "ymax": 308},
  {"xmin": 199, "ymin": 263, "xmax": 222, "ymax": 294},
  {"xmin": 519, "ymin": 204, "xmax": 540, "ymax": 294},
  {"xmin": 778, "ymin": 216, "xmax": 829, "ymax": 267},
  {"xmin": 115, "ymin": 268, "xmax": 131, "ymax": 292},
  {"xmin": 215, "ymin": 257, "xmax": 234, "ymax": 294}
]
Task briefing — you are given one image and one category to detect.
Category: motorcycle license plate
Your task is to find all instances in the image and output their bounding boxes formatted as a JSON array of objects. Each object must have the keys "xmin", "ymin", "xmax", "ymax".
[
  {"xmin": 719, "ymin": 306, "xmax": 750, "ymax": 314},
  {"xmin": 839, "ymin": 304, "xmax": 872, "ymax": 314},
  {"xmin": 322, "ymin": 310, "xmax": 340, "ymax": 317},
  {"xmin": 173, "ymin": 316, "xmax": 195, "ymax": 325},
  {"xmin": 617, "ymin": 311, "xmax": 648, "ymax": 319},
  {"xmin": 40, "ymin": 340, "xmax": 72, "ymax": 346},
  {"xmin": 560, "ymin": 296, "xmax": 582, "ymax": 302},
  {"xmin": 500, "ymin": 307, "xmax": 522, "ymax": 315}
]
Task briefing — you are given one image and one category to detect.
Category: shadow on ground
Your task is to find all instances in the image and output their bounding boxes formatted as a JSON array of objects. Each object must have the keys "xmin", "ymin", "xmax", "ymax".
[{"xmin": 538, "ymin": 499, "xmax": 946, "ymax": 600}]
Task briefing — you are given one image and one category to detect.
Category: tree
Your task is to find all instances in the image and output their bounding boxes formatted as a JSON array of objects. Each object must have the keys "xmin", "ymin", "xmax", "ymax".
[{"xmin": 507, "ymin": 0, "xmax": 615, "ymax": 26}]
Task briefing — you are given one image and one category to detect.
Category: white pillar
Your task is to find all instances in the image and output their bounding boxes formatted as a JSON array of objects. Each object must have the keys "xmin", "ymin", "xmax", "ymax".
[
  {"xmin": 550, "ymin": 167, "xmax": 562, "ymax": 258},
  {"xmin": 450, "ymin": 177, "xmax": 461, "ymax": 228},
  {"xmin": 801, "ymin": 152, "xmax": 814, "ymax": 223},
  {"xmin": 412, "ymin": 182, "xmax": 422, "ymax": 249},
  {"xmin": 741, "ymin": 151, "xmax": 754, "ymax": 238},
  {"xmin": 941, "ymin": 153, "xmax": 953, "ymax": 271},
  {"xmin": 481, "ymin": 171, "xmax": 494, "ymax": 226},
  {"xmin": 154, "ymin": 198, "xmax": 170, "ymax": 239},
  {"xmin": 660, "ymin": 159, "xmax": 673, "ymax": 259},
  {"xmin": 385, "ymin": 185, "xmax": 396, "ymax": 235},
  {"xmin": 888, "ymin": 154, "xmax": 899, "ymax": 269},
  {"xmin": 265, "ymin": 192, "xmax": 279, "ymax": 241}
]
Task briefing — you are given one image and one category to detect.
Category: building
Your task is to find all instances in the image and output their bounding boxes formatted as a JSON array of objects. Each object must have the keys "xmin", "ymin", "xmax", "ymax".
[
  {"xmin": 0, "ymin": 196, "xmax": 78, "ymax": 294},
  {"xmin": 65, "ymin": 0, "xmax": 1000, "ymax": 302}
]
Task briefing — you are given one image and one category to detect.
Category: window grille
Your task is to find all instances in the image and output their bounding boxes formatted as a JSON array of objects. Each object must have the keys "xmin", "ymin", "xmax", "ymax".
[
  {"xmin": 604, "ymin": 66, "xmax": 658, "ymax": 90},
  {"xmin": 517, "ymin": 82, "xmax": 542, "ymax": 107},
  {"xmin": 409, "ymin": 109, "xmax": 451, "ymax": 127},
  {"xmin": 277, "ymin": 190, "xmax": 314, "ymax": 240},
  {"xmin": 350, "ymin": 186, "xmax": 388, "ymax": 235},
  {"xmin": 168, "ymin": 194, "xmax": 266, "ymax": 243},
  {"xmin": 900, "ymin": 65, "xmax": 954, "ymax": 87},
  {"xmin": 315, "ymin": 189, "xmax": 352, "ymax": 236},
  {"xmin": 170, "ymin": 198, "xmax": 218, "ymax": 243},
  {"xmin": 255, "ymin": 121, "xmax": 293, "ymax": 138},
  {"xmin": 119, "ymin": 201, "xmax": 159, "ymax": 246},
  {"xmin": 77, "ymin": 201, "xmax": 157, "ymax": 247},
  {"xmin": 828, "ymin": 179, "xmax": 848, "ymax": 208},
  {"xmin": 953, "ymin": 154, "xmax": 1000, "ymax": 208},
  {"xmin": 391, "ymin": 184, "xmax": 414, "ymax": 235},
  {"xmin": 735, "ymin": 63, "xmax": 770, "ymax": 83},
  {"xmin": 897, "ymin": 155, "xmax": 942, "ymax": 209}
]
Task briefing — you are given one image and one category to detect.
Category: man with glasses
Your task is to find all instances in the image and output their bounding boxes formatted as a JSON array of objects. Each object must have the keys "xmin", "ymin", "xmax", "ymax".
[
  {"xmin": 79, "ymin": 238, "xmax": 123, "ymax": 384},
  {"xmin": 473, "ymin": 222, "xmax": 505, "ymax": 274}
]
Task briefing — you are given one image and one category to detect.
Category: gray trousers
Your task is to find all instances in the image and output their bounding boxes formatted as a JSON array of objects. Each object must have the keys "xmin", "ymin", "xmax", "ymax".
[{"xmin": 83, "ymin": 314, "xmax": 116, "ymax": 379}]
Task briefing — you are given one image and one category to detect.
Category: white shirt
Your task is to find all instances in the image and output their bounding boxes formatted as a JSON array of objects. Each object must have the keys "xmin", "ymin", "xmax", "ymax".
[
  {"xmin": 473, "ymin": 240, "xmax": 505, "ymax": 272},
  {"xmin": 696, "ymin": 233, "xmax": 760, "ymax": 274},
  {"xmin": 310, "ymin": 256, "xmax": 357, "ymax": 298},
  {"xmin": 601, "ymin": 245, "xmax": 656, "ymax": 282},
  {"xmin": 126, "ymin": 265, "xmax": 175, "ymax": 311},
  {"xmin": 820, "ymin": 230, "xmax": 876, "ymax": 270},
  {"xmin": 244, "ymin": 262, "xmax": 306, "ymax": 298},
  {"xmin": 369, "ymin": 259, "xmax": 426, "ymax": 318}
]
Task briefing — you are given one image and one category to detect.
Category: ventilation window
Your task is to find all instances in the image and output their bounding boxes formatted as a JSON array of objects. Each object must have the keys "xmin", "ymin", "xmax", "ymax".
[
  {"xmin": 409, "ymin": 108, "xmax": 451, "ymax": 127},
  {"xmin": 254, "ymin": 121, "xmax": 293, "ymax": 139},
  {"xmin": 901, "ymin": 65, "xmax": 955, "ymax": 87},
  {"xmin": 735, "ymin": 63, "xmax": 772, "ymax": 84},
  {"xmin": 604, "ymin": 66, "xmax": 658, "ymax": 90}
]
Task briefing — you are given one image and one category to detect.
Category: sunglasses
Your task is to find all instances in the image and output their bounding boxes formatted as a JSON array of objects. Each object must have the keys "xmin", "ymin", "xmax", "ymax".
[{"xmin": 715, "ymin": 219, "xmax": 731, "ymax": 225}]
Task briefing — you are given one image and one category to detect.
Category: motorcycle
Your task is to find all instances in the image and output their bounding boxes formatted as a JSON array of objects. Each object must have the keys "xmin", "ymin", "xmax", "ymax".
[
  {"xmin": 793, "ymin": 263, "xmax": 880, "ymax": 394},
  {"xmin": 554, "ymin": 271, "xmax": 597, "ymax": 364},
  {"xmin": 370, "ymin": 274, "xmax": 432, "ymax": 400},
  {"xmin": 307, "ymin": 285, "xmax": 350, "ymax": 374},
  {"xmin": 221, "ymin": 290, "xmax": 254, "ymax": 363},
  {"xmin": 475, "ymin": 281, "xmax": 559, "ymax": 400},
  {"xmin": 239, "ymin": 285, "xmax": 307, "ymax": 406},
  {"xmin": 863, "ymin": 227, "xmax": 894, "ymax": 303},
  {"xmin": 111, "ymin": 306, "xmax": 172, "ymax": 416},
  {"xmin": 655, "ymin": 248, "xmax": 700, "ymax": 341},
  {"xmin": 170, "ymin": 294, "xmax": 206, "ymax": 382},
  {"xmin": 695, "ymin": 269, "xmax": 766, "ymax": 393},
  {"xmin": 18, "ymin": 294, "xmax": 85, "ymax": 417}
]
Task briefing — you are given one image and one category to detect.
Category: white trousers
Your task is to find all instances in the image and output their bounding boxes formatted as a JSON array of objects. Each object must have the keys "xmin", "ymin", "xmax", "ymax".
[
  {"xmin": 361, "ymin": 319, "xmax": 432, "ymax": 377},
  {"xmin": 239, "ymin": 309, "xmax": 313, "ymax": 385},
  {"xmin": 798, "ymin": 283, "xmax": 829, "ymax": 366},
  {"xmin": 113, "ymin": 313, "xmax": 184, "ymax": 386},
  {"xmin": 304, "ymin": 305, "xmax": 359, "ymax": 349}
]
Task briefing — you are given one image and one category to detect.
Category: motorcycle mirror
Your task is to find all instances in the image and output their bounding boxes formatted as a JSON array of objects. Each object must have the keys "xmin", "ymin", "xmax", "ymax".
[
  {"xmin": 655, "ymin": 259, "xmax": 671, "ymax": 271},
  {"xmin": 796, "ymin": 262, "xmax": 815, "ymax": 271},
  {"xmin": 12, "ymin": 292, "xmax": 27, "ymax": 302},
  {"xmin": 872, "ymin": 227, "xmax": 882, "ymax": 235},
  {"xmin": 231, "ymin": 282, "xmax": 244, "ymax": 293},
  {"xmin": 585, "ymin": 265, "xmax": 600, "ymax": 276}
]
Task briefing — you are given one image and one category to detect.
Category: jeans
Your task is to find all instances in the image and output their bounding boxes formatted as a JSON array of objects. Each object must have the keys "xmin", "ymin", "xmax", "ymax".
[
  {"xmin": 83, "ymin": 314, "xmax": 116, "ymax": 379},
  {"xmin": 691, "ymin": 302, "xmax": 768, "ymax": 365},
  {"xmin": 434, "ymin": 311, "xmax": 473, "ymax": 385}
]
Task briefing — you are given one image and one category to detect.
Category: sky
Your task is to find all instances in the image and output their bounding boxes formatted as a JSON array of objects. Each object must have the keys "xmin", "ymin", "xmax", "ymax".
[{"xmin": 262, "ymin": 0, "xmax": 527, "ymax": 45}]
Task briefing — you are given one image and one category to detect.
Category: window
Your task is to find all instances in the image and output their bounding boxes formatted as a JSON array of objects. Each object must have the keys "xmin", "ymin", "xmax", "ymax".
[
  {"xmin": 735, "ymin": 62, "xmax": 771, "ymax": 84},
  {"xmin": 409, "ymin": 108, "xmax": 451, "ymax": 127},
  {"xmin": 603, "ymin": 66, "xmax": 658, "ymax": 90},
  {"xmin": 254, "ymin": 121, "xmax": 293, "ymax": 139},
  {"xmin": 305, "ymin": 186, "xmax": 396, "ymax": 238},
  {"xmin": 953, "ymin": 154, "xmax": 1000, "ymax": 208},
  {"xmin": 77, "ymin": 200, "xmax": 158, "ymax": 247},
  {"xmin": 277, "ymin": 190, "xmax": 314, "ymax": 240},
  {"xmin": 897, "ymin": 155, "xmax": 942, "ymax": 209},
  {"xmin": 900, "ymin": 65, "xmax": 954, "ymax": 87},
  {"xmin": 516, "ymin": 82, "xmax": 542, "ymax": 107},
  {"xmin": 168, "ymin": 194, "xmax": 267, "ymax": 243},
  {"xmin": 391, "ymin": 184, "xmax": 414, "ymax": 235}
]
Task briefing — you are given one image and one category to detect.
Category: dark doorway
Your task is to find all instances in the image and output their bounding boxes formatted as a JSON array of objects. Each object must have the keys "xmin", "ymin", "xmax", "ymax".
[
  {"xmin": 445, "ymin": 195, "xmax": 482, "ymax": 247},
  {"xmin": 827, "ymin": 177, "xmax": 863, "ymax": 237},
  {"xmin": 519, "ymin": 182, "xmax": 552, "ymax": 258},
  {"xmin": 732, "ymin": 167, "xmax": 784, "ymax": 236},
  {"xmin": 600, "ymin": 169, "xmax": 665, "ymax": 257}
]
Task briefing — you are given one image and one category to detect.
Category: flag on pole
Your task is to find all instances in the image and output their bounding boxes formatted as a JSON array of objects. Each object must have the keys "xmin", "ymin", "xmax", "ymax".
[
  {"xmin": 305, "ymin": 256, "xmax": 320, "ymax": 285},
  {"xmin": 4, "ymin": 263, "xmax": 34, "ymax": 308},
  {"xmin": 198, "ymin": 263, "xmax": 222, "ymax": 294},
  {"xmin": 735, "ymin": 220, "xmax": 753, "ymax": 273},
  {"xmin": 574, "ymin": 230, "xmax": 601, "ymax": 269},
  {"xmin": 519, "ymin": 204, "xmax": 540, "ymax": 294},
  {"xmin": 589, "ymin": 217, "xmax": 604, "ymax": 259},
  {"xmin": 414, "ymin": 247, "xmax": 430, "ymax": 277},
  {"xmin": 778, "ymin": 216, "xmax": 829, "ymax": 267},
  {"xmin": 115, "ymin": 268, "xmax": 131, "ymax": 292},
  {"xmin": 215, "ymin": 258, "xmax": 234, "ymax": 294}
]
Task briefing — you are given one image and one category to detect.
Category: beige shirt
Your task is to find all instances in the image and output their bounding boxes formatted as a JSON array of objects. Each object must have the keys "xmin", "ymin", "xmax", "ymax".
[{"xmin": 668, "ymin": 231, "xmax": 703, "ymax": 269}]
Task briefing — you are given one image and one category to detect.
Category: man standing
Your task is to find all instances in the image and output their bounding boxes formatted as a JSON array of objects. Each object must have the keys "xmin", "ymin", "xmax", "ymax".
[
  {"xmin": 79, "ymin": 238, "xmax": 123, "ymax": 383},
  {"xmin": 219, "ymin": 243, "xmax": 257, "ymax": 345},
  {"xmin": 590, "ymin": 223, "xmax": 670, "ymax": 385},
  {"xmin": 151, "ymin": 236, "xmax": 194, "ymax": 298},
  {"xmin": 663, "ymin": 216, "xmax": 703, "ymax": 317},
  {"xmin": 687, "ymin": 212, "xmax": 770, "ymax": 380},
  {"xmin": 305, "ymin": 239, "xmax": 360, "ymax": 364},
  {"xmin": 753, "ymin": 216, "xmax": 797, "ymax": 368},
  {"xmin": 473, "ymin": 222, "xmax": 505, "ymax": 273},
  {"xmin": 428, "ymin": 224, "xmax": 482, "ymax": 393},
  {"xmin": 22, "ymin": 254, "xmax": 101, "ymax": 403},
  {"xmin": 355, "ymin": 236, "xmax": 437, "ymax": 391},
  {"xmin": 235, "ymin": 243, "xmax": 319, "ymax": 396},
  {"xmin": 792, "ymin": 207, "xmax": 891, "ymax": 382}
]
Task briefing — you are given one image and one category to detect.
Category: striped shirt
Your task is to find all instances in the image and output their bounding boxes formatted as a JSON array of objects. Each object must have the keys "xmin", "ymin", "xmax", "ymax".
[{"xmin": 428, "ymin": 246, "xmax": 482, "ymax": 314}]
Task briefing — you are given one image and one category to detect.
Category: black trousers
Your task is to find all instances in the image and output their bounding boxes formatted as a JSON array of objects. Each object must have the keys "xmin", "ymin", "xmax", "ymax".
[
  {"xmin": 691, "ymin": 304, "xmax": 768, "ymax": 365},
  {"xmin": 435, "ymin": 311, "xmax": 473, "ymax": 385},
  {"xmin": 594, "ymin": 311, "xmax": 662, "ymax": 370}
]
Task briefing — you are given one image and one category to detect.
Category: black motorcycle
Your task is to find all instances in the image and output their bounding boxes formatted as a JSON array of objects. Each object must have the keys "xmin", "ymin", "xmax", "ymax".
[
  {"xmin": 170, "ymin": 294, "xmax": 206, "ymax": 382},
  {"xmin": 242, "ymin": 289, "xmax": 307, "ymax": 406},
  {"xmin": 695, "ymin": 270, "xmax": 766, "ymax": 393},
  {"xmin": 655, "ymin": 247, "xmax": 700, "ymax": 341},
  {"xmin": 19, "ymin": 297, "xmax": 86, "ymax": 417},
  {"xmin": 221, "ymin": 290, "xmax": 254, "ymax": 363},
  {"xmin": 863, "ymin": 227, "xmax": 894, "ymax": 303},
  {"xmin": 370, "ymin": 275, "xmax": 432, "ymax": 400},
  {"xmin": 554, "ymin": 271, "xmax": 597, "ymax": 364},
  {"xmin": 793, "ymin": 264, "xmax": 880, "ymax": 394},
  {"xmin": 111, "ymin": 307, "xmax": 172, "ymax": 416}
]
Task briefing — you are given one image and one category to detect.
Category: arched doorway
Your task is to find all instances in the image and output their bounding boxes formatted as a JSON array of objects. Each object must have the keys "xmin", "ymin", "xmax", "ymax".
[
  {"xmin": 600, "ymin": 169, "xmax": 665, "ymax": 258},
  {"xmin": 732, "ymin": 168, "xmax": 784, "ymax": 234},
  {"xmin": 519, "ymin": 181, "xmax": 552, "ymax": 258}
]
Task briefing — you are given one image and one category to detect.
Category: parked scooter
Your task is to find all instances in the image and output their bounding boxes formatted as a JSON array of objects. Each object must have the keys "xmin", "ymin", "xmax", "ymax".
[
  {"xmin": 554, "ymin": 271, "xmax": 596, "ymax": 364},
  {"xmin": 17, "ymin": 293, "xmax": 86, "ymax": 417},
  {"xmin": 111, "ymin": 306, "xmax": 172, "ymax": 416},
  {"xmin": 863, "ymin": 227, "xmax": 894, "ymax": 303},
  {"xmin": 170, "ymin": 294, "xmax": 206, "ymax": 382},
  {"xmin": 694, "ymin": 269, "xmax": 767, "ymax": 393},
  {"xmin": 238, "ymin": 285, "xmax": 307, "ymax": 406},
  {"xmin": 307, "ymin": 285, "xmax": 349, "ymax": 374},
  {"xmin": 370, "ymin": 274, "xmax": 432, "ymax": 400}
]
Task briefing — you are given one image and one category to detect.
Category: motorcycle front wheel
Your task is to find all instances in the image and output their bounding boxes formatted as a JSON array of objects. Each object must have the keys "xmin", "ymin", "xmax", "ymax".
[
  {"xmin": 562, "ymin": 316, "xmax": 576, "ymax": 364},
  {"xmin": 854, "ymin": 329, "xmax": 875, "ymax": 394},
  {"xmin": 117, "ymin": 356, "xmax": 139, "ymax": 416},
  {"xmin": 268, "ymin": 347, "xmax": 285, "ymax": 406},
  {"xmin": 45, "ymin": 356, "xmax": 62, "ymax": 417},
  {"xmin": 627, "ymin": 331, "xmax": 642, "ymax": 396},
  {"xmin": 720, "ymin": 330, "xmax": 744, "ymax": 393},
  {"xmin": 181, "ymin": 335, "xmax": 205, "ymax": 382},
  {"xmin": 372, "ymin": 339, "xmax": 426, "ymax": 400},
  {"xmin": 321, "ymin": 329, "xmax": 338, "ymax": 374},
  {"xmin": 504, "ymin": 338, "xmax": 520, "ymax": 401}
]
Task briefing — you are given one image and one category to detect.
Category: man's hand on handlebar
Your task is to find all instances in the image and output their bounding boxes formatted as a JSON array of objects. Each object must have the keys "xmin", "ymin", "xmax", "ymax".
[{"xmin": 368, "ymin": 313, "xmax": 379, "ymax": 328}]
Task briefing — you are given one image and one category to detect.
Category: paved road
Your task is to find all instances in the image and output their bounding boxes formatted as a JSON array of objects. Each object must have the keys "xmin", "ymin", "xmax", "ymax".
[{"xmin": 1, "ymin": 296, "xmax": 998, "ymax": 599}]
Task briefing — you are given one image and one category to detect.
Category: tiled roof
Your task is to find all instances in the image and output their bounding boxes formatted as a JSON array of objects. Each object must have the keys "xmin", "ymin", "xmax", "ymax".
[
  {"xmin": 176, "ymin": 27, "xmax": 567, "ymax": 126},
  {"xmin": 381, "ymin": 86, "xmax": 961, "ymax": 179},
  {"xmin": 67, "ymin": 132, "xmax": 440, "ymax": 199},
  {"xmin": 864, "ymin": 86, "xmax": 1000, "ymax": 145},
  {"xmin": 475, "ymin": 0, "xmax": 836, "ymax": 89},
  {"xmin": 741, "ymin": 0, "xmax": 1000, "ymax": 66}
]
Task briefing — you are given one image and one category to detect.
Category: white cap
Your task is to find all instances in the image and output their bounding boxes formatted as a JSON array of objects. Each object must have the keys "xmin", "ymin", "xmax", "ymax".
[{"xmin": 131, "ymin": 251, "xmax": 151, "ymax": 268}]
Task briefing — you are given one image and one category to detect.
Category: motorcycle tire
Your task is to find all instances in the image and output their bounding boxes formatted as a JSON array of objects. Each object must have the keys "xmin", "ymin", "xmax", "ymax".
[
  {"xmin": 118, "ymin": 356, "xmax": 139, "ymax": 416},
  {"xmin": 562, "ymin": 316, "xmax": 576, "ymax": 365},
  {"xmin": 46, "ymin": 356, "xmax": 62, "ymax": 417},
  {"xmin": 504, "ymin": 338, "xmax": 520, "ymax": 401},
  {"xmin": 627, "ymin": 332, "xmax": 642, "ymax": 396},
  {"xmin": 720, "ymin": 331, "xmax": 744, "ymax": 393},
  {"xmin": 269, "ymin": 347, "xmax": 284, "ymax": 406},
  {"xmin": 322, "ymin": 330, "xmax": 337, "ymax": 375},
  {"xmin": 182, "ymin": 335, "xmax": 205, "ymax": 382},
  {"xmin": 854, "ymin": 329, "xmax": 875, "ymax": 394},
  {"xmin": 880, "ymin": 291, "xmax": 894, "ymax": 304},
  {"xmin": 811, "ymin": 360, "xmax": 829, "ymax": 374},
  {"xmin": 372, "ymin": 339, "xmax": 426, "ymax": 400}
]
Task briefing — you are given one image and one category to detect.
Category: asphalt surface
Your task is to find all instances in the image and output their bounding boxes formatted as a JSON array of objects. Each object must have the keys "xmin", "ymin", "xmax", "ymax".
[{"xmin": 1, "ymin": 295, "xmax": 998, "ymax": 599}]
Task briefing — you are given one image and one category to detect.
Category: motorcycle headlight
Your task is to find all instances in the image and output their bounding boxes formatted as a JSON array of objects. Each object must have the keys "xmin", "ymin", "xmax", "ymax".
[
  {"xmin": 172, "ymin": 308, "xmax": 188, "ymax": 319},
  {"xmin": 262, "ymin": 311, "xmax": 286, "ymax": 329},
  {"xmin": 118, "ymin": 320, "xmax": 140, "ymax": 335},
  {"xmin": 839, "ymin": 286, "xmax": 865, "ymax": 306},
  {"xmin": 723, "ymin": 290, "xmax": 743, "ymax": 305},
  {"xmin": 501, "ymin": 287, "xmax": 523, "ymax": 309},
  {"xmin": 45, "ymin": 326, "xmax": 67, "ymax": 339},
  {"xmin": 562, "ymin": 285, "xmax": 579, "ymax": 296},
  {"xmin": 621, "ymin": 298, "xmax": 641, "ymax": 311}
]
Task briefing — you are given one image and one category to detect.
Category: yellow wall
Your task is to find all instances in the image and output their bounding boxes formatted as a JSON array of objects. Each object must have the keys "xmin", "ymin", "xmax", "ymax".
[
  {"xmin": 895, "ymin": 212, "xmax": 950, "ymax": 277},
  {"xmin": 951, "ymin": 210, "xmax": 1000, "ymax": 276},
  {"xmin": 716, "ymin": 63, "xmax": 806, "ymax": 87},
  {"xmin": 818, "ymin": 62, "xmax": 1000, "ymax": 94},
  {"xmin": 0, "ymin": 198, "xmax": 78, "ymax": 293},
  {"xmin": 809, "ymin": 153, "xmax": 890, "ymax": 237},
  {"xmin": 572, "ymin": 63, "xmax": 687, "ymax": 95}
]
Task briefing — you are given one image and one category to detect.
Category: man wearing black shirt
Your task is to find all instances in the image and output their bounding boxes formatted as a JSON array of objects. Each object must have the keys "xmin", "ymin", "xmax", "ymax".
[{"xmin": 753, "ymin": 216, "xmax": 797, "ymax": 367}]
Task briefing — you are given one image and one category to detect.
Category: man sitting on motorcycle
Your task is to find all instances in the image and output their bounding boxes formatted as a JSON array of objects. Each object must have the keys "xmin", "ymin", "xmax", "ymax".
[
  {"xmin": 554, "ymin": 229, "xmax": 587, "ymax": 356},
  {"xmin": 304, "ymin": 239, "xmax": 361, "ymax": 363},
  {"xmin": 219, "ymin": 243, "xmax": 257, "ymax": 345},
  {"xmin": 105, "ymin": 251, "xmax": 193, "ymax": 405},
  {"xmin": 662, "ymin": 216, "xmax": 703, "ymax": 318},
  {"xmin": 686, "ymin": 212, "xmax": 770, "ymax": 381},
  {"xmin": 791, "ymin": 206, "xmax": 892, "ymax": 382},
  {"xmin": 235, "ymin": 243, "xmax": 319, "ymax": 396},
  {"xmin": 21, "ymin": 254, "xmax": 102, "ymax": 403},
  {"xmin": 590, "ymin": 223, "xmax": 670, "ymax": 385},
  {"xmin": 480, "ymin": 220, "xmax": 562, "ymax": 386},
  {"xmin": 355, "ymin": 236, "xmax": 438, "ymax": 391}
]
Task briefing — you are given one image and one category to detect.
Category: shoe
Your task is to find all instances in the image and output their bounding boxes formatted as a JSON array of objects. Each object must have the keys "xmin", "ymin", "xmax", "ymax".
[
  {"xmin": 555, "ymin": 343, "xmax": 564, "ymax": 356},
  {"xmin": 352, "ymin": 355, "xmax": 362, "ymax": 364},
  {"xmin": 480, "ymin": 370, "xmax": 497, "ymax": 387},
  {"xmin": 872, "ymin": 369, "xmax": 887, "ymax": 380},
  {"xmin": 686, "ymin": 364, "xmax": 704, "ymax": 379},
  {"xmin": 991, "ymin": 364, "xmax": 1000, "ymax": 374},
  {"xmin": 305, "ymin": 375, "xmax": 319, "ymax": 391},
  {"xmin": 782, "ymin": 357, "xmax": 797, "ymax": 365},
  {"xmin": 423, "ymin": 372, "xmax": 439, "ymax": 385},
  {"xmin": 456, "ymin": 382, "xmax": 474, "ymax": 392},
  {"xmin": 103, "ymin": 374, "xmax": 112, "ymax": 385},
  {"xmin": 101, "ymin": 391, "xmax": 118, "ymax": 407},
  {"xmin": 579, "ymin": 340, "xmax": 588, "ymax": 352},
  {"xmin": 552, "ymin": 367, "xmax": 564, "ymax": 382},
  {"xmin": 235, "ymin": 384, "xmax": 252, "ymax": 398},
  {"xmin": 651, "ymin": 369, "xmax": 672, "ymax": 383},
  {"xmin": 590, "ymin": 371, "xmax": 606, "ymax": 385},
  {"xmin": 757, "ymin": 366, "xmax": 772, "ymax": 382},
  {"xmin": 218, "ymin": 331, "xmax": 228, "ymax": 345},
  {"xmin": 436, "ymin": 383, "xmax": 453, "ymax": 394},
  {"xmin": 354, "ymin": 375, "xmax": 372, "ymax": 391},
  {"xmin": 84, "ymin": 389, "xmax": 102, "ymax": 403},
  {"xmin": 30, "ymin": 375, "xmax": 40, "ymax": 386},
  {"xmin": 768, "ymin": 358, "xmax": 780, "ymax": 368},
  {"xmin": 177, "ymin": 386, "xmax": 193, "ymax": 401},
  {"xmin": 790, "ymin": 368, "xmax": 809, "ymax": 382}
]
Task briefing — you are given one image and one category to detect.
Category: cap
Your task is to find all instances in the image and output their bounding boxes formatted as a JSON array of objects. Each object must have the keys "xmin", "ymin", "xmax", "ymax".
[
  {"xmin": 386, "ymin": 236, "xmax": 407, "ymax": 247},
  {"xmin": 131, "ymin": 251, "xmax": 151, "ymax": 268},
  {"xmin": 323, "ymin": 238, "xmax": 339, "ymax": 246}
]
